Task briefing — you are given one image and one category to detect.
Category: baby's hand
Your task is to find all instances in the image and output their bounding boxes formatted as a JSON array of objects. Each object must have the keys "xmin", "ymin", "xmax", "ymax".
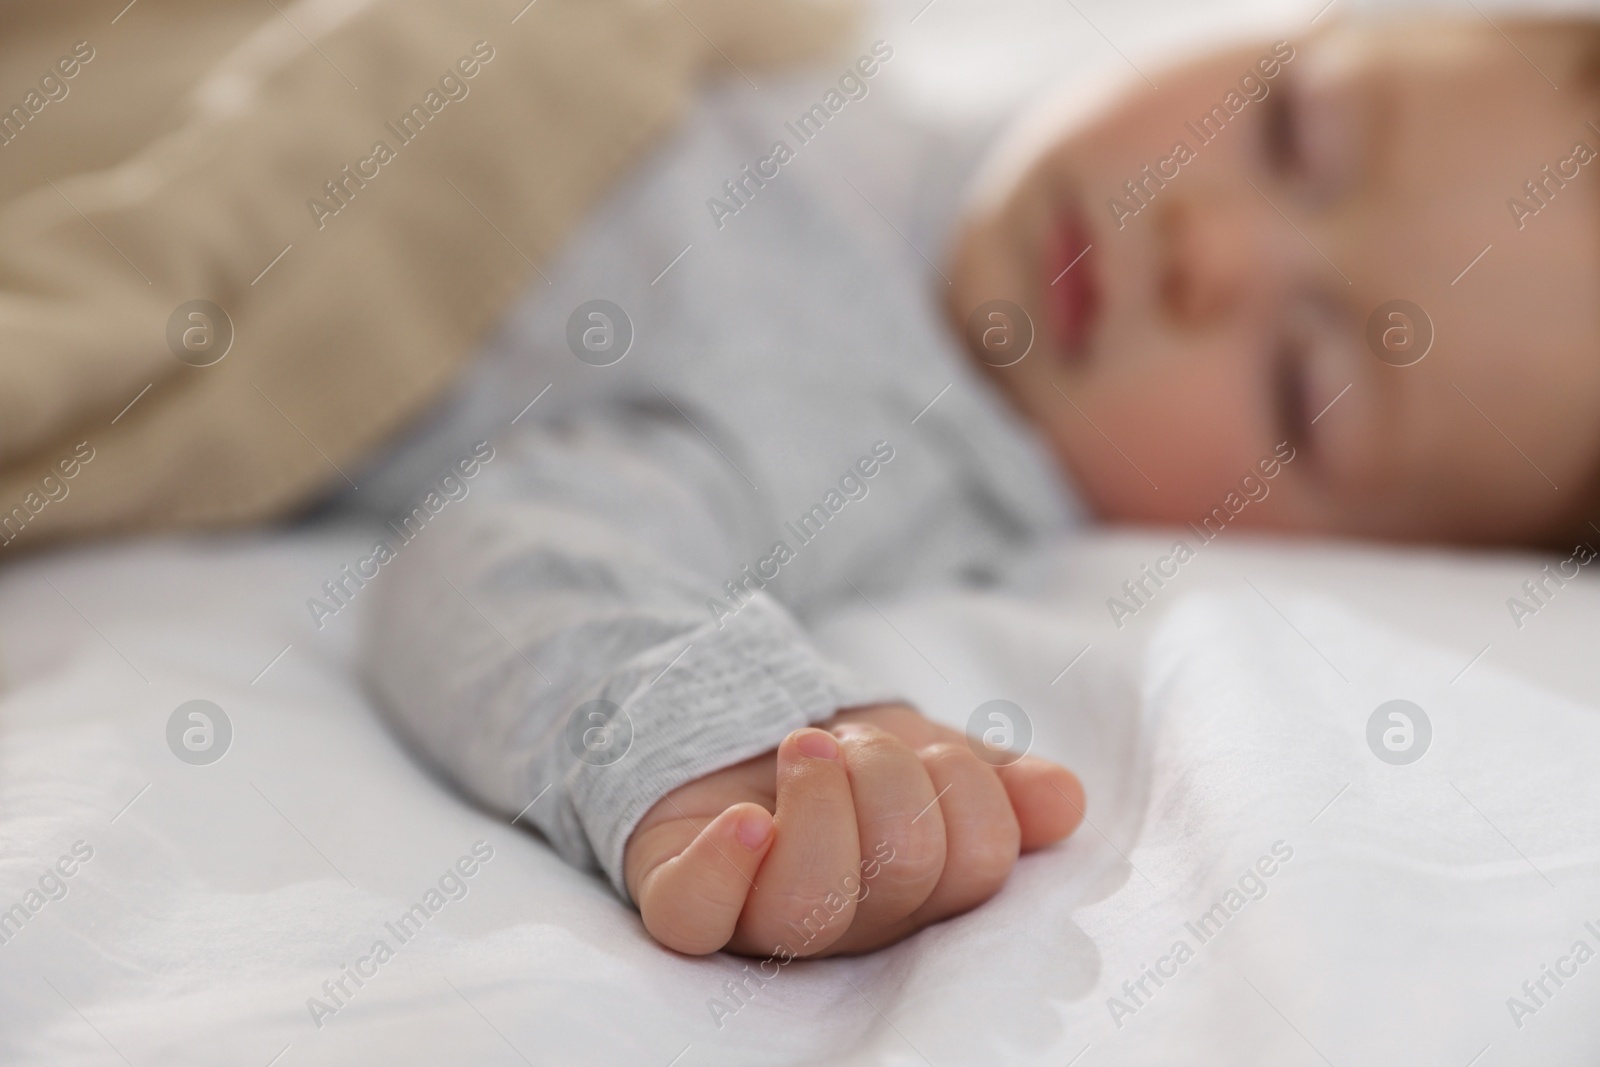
[{"xmin": 624, "ymin": 703, "xmax": 1085, "ymax": 956}]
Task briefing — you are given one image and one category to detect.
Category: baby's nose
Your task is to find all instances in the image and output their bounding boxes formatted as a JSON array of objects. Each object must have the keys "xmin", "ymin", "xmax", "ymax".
[{"xmin": 1156, "ymin": 194, "xmax": 1263, "ymax": 327}]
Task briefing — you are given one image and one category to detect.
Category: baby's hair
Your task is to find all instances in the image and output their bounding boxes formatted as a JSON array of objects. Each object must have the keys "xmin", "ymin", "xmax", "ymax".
[
  {"xmin": 1502, "ymin": 17, "xmax": 1600, "ymax": 550},
  {"xmin": 1579, "ymin": 21, "xmax": 1600, "ymax": 552}
]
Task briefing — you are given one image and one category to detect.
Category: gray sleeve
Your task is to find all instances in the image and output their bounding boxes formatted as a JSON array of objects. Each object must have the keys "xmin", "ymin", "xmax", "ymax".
[{"xmin": 359, "ymin": 409, "xmax": 894, "ymax": 901}]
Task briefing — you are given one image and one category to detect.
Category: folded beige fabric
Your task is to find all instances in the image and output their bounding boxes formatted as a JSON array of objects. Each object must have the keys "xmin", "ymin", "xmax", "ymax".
[{"xmin": 0, "ymin": 0, "xmax": 855, "ymax": 550}]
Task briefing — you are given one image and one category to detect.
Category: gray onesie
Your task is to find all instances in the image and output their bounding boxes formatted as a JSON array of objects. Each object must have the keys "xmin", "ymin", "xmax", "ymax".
[{"xmin": 352, "ymin": 74, "xmax": 1080, "ymax": 900}]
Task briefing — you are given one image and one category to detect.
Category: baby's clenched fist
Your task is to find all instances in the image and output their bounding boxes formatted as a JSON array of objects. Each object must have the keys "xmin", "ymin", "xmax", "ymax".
[{"xmin": 623, "ymin": 703, "xmax": 1085, "ymax": 956}]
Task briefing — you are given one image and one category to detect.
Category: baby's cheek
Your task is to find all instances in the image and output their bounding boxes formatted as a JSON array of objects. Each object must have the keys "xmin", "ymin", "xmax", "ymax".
[{"xmin": 1046, "ymin": 384, "xmax": 1266, "ymax": 525}]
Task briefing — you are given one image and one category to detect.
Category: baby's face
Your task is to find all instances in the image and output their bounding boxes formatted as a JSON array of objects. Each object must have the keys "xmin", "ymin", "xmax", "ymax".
[{"xmin": 948, "ymin": 20, "xmax": 1600, "ymax": 544}]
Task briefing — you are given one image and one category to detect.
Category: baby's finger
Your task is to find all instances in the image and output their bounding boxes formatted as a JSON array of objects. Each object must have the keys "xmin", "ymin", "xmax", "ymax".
[
  {"xmin": 729, "ymin": 729, "xmax": 860, "ymax": 957},
  {"xmin": 906, "ymin": 742, "xmax": 1020, "ymax": 920},
  {"xmin": 829, "ymin": 724, "xmax": 945, "ymax": 928},
  {"xmin": 826, "ymin": 743, "xmax": 1019, "ymax": 955},
  {"xmin": 995, "ymin": 756, "xmax": 1086, "ymax": 850},
  {"xmin": 631, "ymin": 803, "xmax": 774, "ymax": 956}
]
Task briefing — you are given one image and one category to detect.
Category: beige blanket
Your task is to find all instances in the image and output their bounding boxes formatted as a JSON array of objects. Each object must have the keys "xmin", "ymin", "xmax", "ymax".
[{"xmin": 0, "ymin": 0, "xmax": 853, "ymax": 550}]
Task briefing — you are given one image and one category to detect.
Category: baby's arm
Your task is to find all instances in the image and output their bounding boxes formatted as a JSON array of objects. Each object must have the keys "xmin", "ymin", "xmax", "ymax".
[{"xmin": 363, "ymin": 411, "xmax": 1082, "ymax": 954}]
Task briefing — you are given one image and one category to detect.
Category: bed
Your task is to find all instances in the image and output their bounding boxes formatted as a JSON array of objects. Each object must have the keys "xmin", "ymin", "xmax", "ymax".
[
  {"xmin": 1, "ymin": 522, "xmax": 1596, "ymax": 1065},
  {"xmin": 4, "ymin": 0, "xmax": 1598, "ymax": 1064}
]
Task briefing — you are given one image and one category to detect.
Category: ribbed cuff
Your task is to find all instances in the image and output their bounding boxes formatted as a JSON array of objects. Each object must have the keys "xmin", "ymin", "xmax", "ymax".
[{"xmin": 565, "ymin": 593, "xmax": 896, "ymax": 901}]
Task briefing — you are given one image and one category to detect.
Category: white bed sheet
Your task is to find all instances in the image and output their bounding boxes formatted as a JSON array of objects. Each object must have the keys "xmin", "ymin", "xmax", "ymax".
[
  {"xmin": 8, "ymin": 0, "xmax": 1600, "ymax": 1063},
  {"xmin": 0, "ymin": 525, "xmax": 1596, "ymax": 1067}
]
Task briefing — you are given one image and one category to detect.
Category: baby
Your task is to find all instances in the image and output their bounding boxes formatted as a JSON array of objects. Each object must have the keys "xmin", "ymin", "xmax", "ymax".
[{"xmin": 357, "ymin": 13, "xmax": 1600, "ymax": 958}]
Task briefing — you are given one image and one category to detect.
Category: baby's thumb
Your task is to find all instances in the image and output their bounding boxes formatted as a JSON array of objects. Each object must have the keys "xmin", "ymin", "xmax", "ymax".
[{"xmin": 631, "ymin": 802, "xmax": 774, "ymax": 955}]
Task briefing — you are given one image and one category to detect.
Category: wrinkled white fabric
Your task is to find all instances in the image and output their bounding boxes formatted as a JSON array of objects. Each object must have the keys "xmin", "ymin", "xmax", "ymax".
[{"xmin": 0, "ymin": 531, "xmax": 1596, "ymax": 1065}]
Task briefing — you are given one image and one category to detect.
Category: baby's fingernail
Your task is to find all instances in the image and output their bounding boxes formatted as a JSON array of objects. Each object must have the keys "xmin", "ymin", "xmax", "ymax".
[
  {"xmin": 793, "ymin": 729, "xmax": 840, "ymax": 760},
  {"xmin": 735, "ymin": 811, "xmax": 771, "ymax": 850}
]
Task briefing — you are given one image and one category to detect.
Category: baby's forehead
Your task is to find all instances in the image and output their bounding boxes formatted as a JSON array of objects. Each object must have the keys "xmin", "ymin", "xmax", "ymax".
[
  {"xmin": 1312, "ymin": 19, "xmax": 1501, "ymax": 63},
  {"xmin": 1288, "ymin": 17, "xmax": 1600, "ymax": 192},
  {"xmin": 1303, "ymin": 16, "xmax": 1593, "ymax": 90}
]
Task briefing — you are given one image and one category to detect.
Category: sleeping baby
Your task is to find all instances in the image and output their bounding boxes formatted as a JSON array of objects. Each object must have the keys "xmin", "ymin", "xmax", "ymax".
[{"xmin": 354, "ymin": 13, "xmax": 1600, "ymax": 957}]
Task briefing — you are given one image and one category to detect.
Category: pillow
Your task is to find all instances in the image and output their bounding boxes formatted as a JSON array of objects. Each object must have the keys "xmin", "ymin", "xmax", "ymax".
[{"xmin": 0, "ymin": 0, "xmax": 855, "ymax": 549}]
